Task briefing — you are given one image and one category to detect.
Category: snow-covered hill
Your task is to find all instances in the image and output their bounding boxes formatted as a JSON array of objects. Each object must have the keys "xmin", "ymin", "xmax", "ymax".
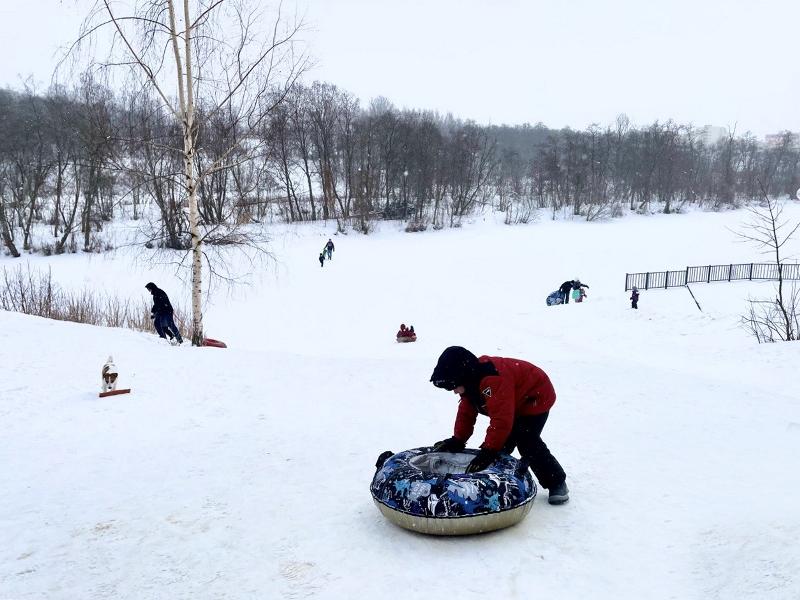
[{"xmin": 2, "ymin": 206, "xmax": 799, "ymax": 599}]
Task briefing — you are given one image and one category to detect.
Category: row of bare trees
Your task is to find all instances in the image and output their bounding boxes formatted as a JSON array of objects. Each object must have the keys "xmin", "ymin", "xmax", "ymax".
[
  {"xmin": 490, "ymin": 118, "xmax": 800, "ymax": 222},
  {"xmin": 0, "ymin": 80, "xmax": 114, "ymax": 257},
  {"xmin": 4, "ymin": 84, "xmax": 798, "ymax": 255},
  {"xmin": 264, "ymin": 86, "xmax": 498, "ymax": 231}
]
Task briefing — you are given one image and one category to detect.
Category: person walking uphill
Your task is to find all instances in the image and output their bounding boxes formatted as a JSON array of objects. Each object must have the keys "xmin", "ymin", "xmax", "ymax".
[
  {"xmin": 325, "ymin": 238, "xmax": 335, "ymax": 260},
  {"xmin": 430, "ymin": 346, "xmax": 569, "ymax": 505},
  {"xmin": 145, "ymin": 282, "xmax": 183, "ymax": 344}
]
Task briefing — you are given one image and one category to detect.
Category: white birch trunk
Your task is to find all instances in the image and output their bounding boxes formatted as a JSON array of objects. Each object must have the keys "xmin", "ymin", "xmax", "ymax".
[
  {"xmin": 183, "ymin": 0, "xmax": 203, "ymax": 345},
  {"xmin": 167, "ymin": 0, "xmax": 203, "ymax": 345}
]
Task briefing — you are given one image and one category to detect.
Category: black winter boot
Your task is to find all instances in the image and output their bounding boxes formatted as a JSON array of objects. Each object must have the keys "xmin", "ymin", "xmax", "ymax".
[{"xmin": 548, "ymin": 481, "xmax": 569, "ymax": 505}]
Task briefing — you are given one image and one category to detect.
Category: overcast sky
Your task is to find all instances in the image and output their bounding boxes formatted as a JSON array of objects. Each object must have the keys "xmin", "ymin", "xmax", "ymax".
[{"xmin": 2, "ymin": 0, "xmax": 798, "ymax": 137}]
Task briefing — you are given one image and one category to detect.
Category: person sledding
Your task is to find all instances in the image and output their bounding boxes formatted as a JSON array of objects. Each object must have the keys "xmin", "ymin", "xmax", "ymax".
[
  {"xmin": 429, "ymin": 346, "xmax": 569, "ymax": 505},
  {"xmin": 396, "ymin": 323, "xmax": 417, "ymax": 342},
  {"xmin": 145, "ymin": 282, "xmax": 183, "ymax": 344}
]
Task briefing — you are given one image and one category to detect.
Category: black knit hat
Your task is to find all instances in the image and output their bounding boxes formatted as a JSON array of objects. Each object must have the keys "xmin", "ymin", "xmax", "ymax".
[
  {"xmin": 145, "ymin": 282, "xmax": 157, "ymax": 291},
  {"xmin": 430, "ymin": 346, "xmax": 481, "ymax": 390}
]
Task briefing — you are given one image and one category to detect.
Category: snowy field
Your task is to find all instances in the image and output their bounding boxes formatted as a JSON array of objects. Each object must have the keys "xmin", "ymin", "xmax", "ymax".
[{"xmin": 2, "ymin": 206, "xmax": 800, "ymax": 599}]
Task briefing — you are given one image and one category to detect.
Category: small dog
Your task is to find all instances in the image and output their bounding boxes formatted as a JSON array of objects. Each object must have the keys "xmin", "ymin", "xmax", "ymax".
[{"xmin": 101, "ymin": 356, "xmax": 119, "ymax": 393}]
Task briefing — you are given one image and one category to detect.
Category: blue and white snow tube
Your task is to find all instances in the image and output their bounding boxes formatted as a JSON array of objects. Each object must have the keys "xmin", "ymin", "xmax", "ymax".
[
  {"xmin": 371, "ymin": 447, "xmax": 536, "ymax": 536},
  {"xmin": 546, "ymin": 291, "xmax": 564, "ymax": 306}
]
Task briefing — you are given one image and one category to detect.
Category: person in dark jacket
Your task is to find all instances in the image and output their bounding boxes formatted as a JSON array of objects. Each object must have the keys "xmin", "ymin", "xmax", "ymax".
[
  {"xmin": 145, "ymin": 282, "xmax": 183, "ymax": 344},
  {"xmin": 325, "ymin": 238, "xmax": 335, "ymax": 260},
  {"xmin": 559, "ymin": 280, "xmax": 574, "ymax": 304},
  {"xmin": 430, "ymin": 346, "xmax": 569, "ymax": 505},
  {"xmin": 319, "ymin": 251, "xmax": 325, "ymax": 267},
  {"xmin": 630, "ymin": 286, "xmax": 640, "ymax": 309}
]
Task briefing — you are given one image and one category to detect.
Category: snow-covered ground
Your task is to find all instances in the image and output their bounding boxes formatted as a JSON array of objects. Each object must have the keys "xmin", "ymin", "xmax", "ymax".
[{"xmin": 2, "ymin": 206, "xmax": 800, "ymax": 599}]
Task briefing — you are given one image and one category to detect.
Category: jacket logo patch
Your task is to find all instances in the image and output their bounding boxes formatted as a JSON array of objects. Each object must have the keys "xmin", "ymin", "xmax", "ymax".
[{"xmin": 482, "ymin": 387, "xmax": 492, "ymax": 398}]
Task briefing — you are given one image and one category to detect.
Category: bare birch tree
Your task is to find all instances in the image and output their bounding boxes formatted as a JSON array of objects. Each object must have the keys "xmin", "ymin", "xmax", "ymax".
[
  {"xmin": 738, "ymin": 187, "xmax": 800, "ymax": 342},
  {"xmin": 73, "ymin": 0, "xmax": 306, "ymax": 345}
]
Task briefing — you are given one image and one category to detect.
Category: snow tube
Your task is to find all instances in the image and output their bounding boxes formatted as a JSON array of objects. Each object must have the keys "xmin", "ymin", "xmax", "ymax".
[
  {"xmin": 202, "ymin": 338, "xmax": 227, "ymax": 348},
  {"xmin": 546, "ymin": 291, "xmax": 563, "ymax": 306},
  {"xmin": 396, "ymin": 334, "xmax": 417, "ymax": 343},
  {"xmin": 371, "ymin": 447, "xmax": 536, "ymax": 536}
]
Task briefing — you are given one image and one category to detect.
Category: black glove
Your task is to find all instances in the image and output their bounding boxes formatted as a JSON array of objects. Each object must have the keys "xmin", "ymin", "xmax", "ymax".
[
  {"xmin": 466, "ymin": 448, "xmax": 499, "ymax": 473},
  {"xmin": 432, "ymin": 437, "xmax": 466, "ymax": 453}
]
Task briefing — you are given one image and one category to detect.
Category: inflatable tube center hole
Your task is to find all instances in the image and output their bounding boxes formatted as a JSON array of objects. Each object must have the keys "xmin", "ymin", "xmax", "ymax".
[{"xmin": 409, "ymin": 452, "xmax": 474, "ymax": 474}]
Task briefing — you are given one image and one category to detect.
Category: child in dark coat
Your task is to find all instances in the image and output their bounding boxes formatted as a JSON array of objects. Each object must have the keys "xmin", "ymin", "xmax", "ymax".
[
  {"xmin": 319, "ymin": 252, "xmax": 325, "ymax": 267},
  {"xmin": 631, "ymin": 286, "xmax": 639, "ymax": 309}
]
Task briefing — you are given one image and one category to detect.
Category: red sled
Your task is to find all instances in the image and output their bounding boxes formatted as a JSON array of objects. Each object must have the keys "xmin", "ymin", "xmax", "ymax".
[
  {"xmin": 396, "ymin": 334, "xmax": 417, "ymax": 343},
  {"xmin": 99, "ymin": 388, "xmax": 131, "ymax": 398},
  {"xmin": 203, "ymin": 338, "xmax": 228, "ymax": 348}
]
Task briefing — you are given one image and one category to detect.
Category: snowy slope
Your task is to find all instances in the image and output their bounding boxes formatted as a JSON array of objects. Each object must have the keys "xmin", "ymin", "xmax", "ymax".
[{"xmin": 1, "ymin": 206, "xmax": 800, "ymax": 599}]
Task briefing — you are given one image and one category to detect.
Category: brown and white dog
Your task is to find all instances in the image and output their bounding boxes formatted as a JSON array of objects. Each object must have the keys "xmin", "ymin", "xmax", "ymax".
[{"xmin": 101, "ymin": 356, "xmax": 119, "ymax": 393}]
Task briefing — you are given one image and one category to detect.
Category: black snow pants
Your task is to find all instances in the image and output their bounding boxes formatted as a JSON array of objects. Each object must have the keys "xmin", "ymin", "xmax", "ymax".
[
  {"xmin": 501, "ymin": 412, "xmax": 566, "ymax": 490},
  {"xmin": 154, "ymin": 312, "xmax": 183, "ymax": 343}
]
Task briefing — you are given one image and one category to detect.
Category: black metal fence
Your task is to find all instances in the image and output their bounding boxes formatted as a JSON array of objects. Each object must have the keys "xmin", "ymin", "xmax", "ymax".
[{"xmin": 625, "ymin": 263, "xmax": 800, "ymax": 291}]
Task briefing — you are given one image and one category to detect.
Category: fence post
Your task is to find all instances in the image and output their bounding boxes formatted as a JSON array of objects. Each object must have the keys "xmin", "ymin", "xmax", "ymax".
[
  {"xmin": 685, "ymin": 266, "xmax": 689, "ymax": 285},
  {"xmin": 707, "ymin": 265, "xmax": 711, "ymax": 283},
  {"xmin": 685, "ymin": 285, "xmax": 702, "ymax": 312},
  {"xmin": 749, "ymin": 263, "xmax": 753, "ymax": 280},
  {"xmin": 728, "ymin": 264, "xmax": 732, "ymax": 282},
  {"xmin": 645, "ymin": 272, "xmax": 650, "ymax": 290}
]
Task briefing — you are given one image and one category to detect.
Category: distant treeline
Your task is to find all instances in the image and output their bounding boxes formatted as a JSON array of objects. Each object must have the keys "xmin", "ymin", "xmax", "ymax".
[{"xmin": 1, "ymin": 80, "xmax": 798, "ymax": 255}]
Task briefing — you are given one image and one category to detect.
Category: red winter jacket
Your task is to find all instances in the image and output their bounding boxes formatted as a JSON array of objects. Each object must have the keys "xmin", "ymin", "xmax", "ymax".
[{"xmin": 453, "ymin": 356, "xmax": 556, "ymax": 451}]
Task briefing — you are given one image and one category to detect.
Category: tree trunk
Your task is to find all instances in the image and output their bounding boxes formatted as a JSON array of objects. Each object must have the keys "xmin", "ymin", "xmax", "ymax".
[
  {"xmin": 56, "ymin": 172, "xmax": 81, "ymax": 254},
  {"xmin": 0, "ymin": 200, "xmax": 20, "ymax": 257},
  {"xmin": 187, "ymin": 137, "xmax": 203, "ymax": 345},
  {"xmin": 177, "ymin": 0, "xmax": 204, "ymax": 346}
]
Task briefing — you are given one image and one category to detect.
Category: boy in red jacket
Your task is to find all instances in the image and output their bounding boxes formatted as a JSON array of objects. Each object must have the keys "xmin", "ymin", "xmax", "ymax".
[{"xmin": 430, "ymin": 346, "xmax": 569, "ymax": 505}]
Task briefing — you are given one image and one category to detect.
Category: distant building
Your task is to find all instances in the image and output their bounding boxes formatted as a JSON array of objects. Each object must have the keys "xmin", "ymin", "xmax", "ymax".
[
  {"xmin": 698, "ymin": 125, "xmax": 728, "ymax": 145},
  {"xmin": 764, "ymin": 132, "xmax": 798, "ymax": 148}
]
